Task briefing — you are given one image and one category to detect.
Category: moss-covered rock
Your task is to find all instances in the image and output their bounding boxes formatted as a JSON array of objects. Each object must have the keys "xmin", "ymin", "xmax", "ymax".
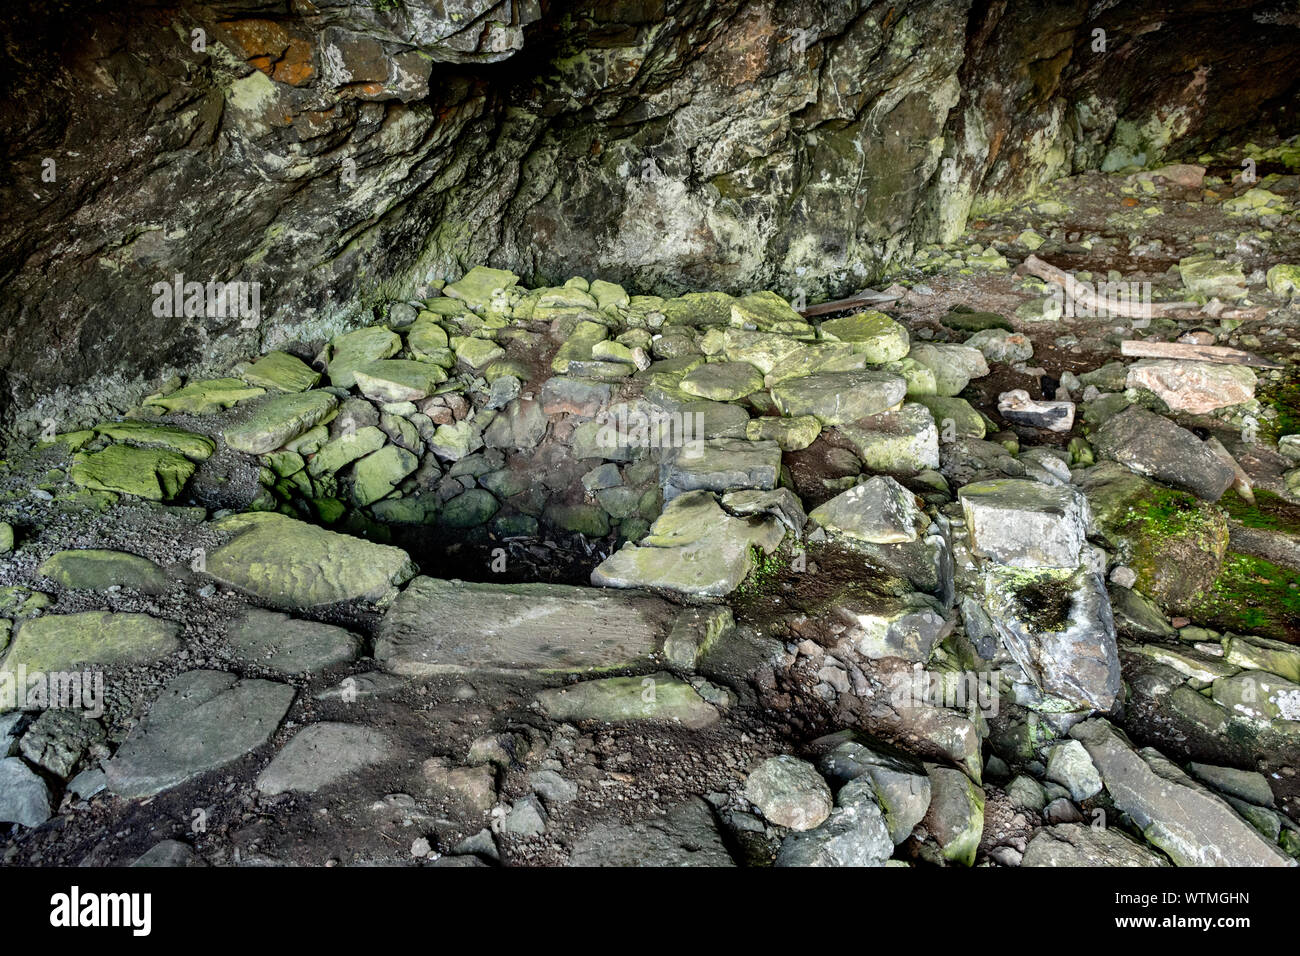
[
  {"xmin": 92, "ymin": 421, "xmax": 215, "ymax": 461},
  {"xmin": 205, "ymin": 511, "xmax": 416, "ymax": 608},
  {"xmin": 69, "ymin": 445, "xmax": 196, "ymax": 501},
  {"xmin": 224, "ymin": 390, "xmax": 339, "ymax": 455},
  {"xmin": 241, "ymin": 351, "xmax": 321, "ymax": 393},
  {"xmin": 38, "ymin": 549, "xmax": 170, "ymax": 595},
  {"xmin": 1, "ymin": 611, "xmax": 180, "ymax": 674},
  {"xmin": 818, "ymin": 311, "xmax": 909, "ymax": 362},
  {"xmin": 1076, "ymin": 461, "xmax": 1228, "ymax": 613},
  {"xmin": 145, "ymin": 378, "xmax": 265, "ymax": 415}
]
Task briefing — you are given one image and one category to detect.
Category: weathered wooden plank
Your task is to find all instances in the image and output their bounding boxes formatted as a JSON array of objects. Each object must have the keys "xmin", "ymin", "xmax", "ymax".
[{"xmin": 1120, "ymin": 339, "xmax": 1283, "ymax": 369}]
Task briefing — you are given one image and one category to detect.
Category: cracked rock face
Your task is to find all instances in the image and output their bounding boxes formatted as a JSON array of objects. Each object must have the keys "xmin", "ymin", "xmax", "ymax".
[{"xmin": 5, "ymin": 0, "xmax": 1300, "ymax": 437}]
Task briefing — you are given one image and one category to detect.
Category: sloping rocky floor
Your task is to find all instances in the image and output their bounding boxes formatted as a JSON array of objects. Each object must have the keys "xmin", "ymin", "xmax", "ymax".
[{"xmin": 5, "ymin": 141, "xmax": 1300, "ymax": 867}]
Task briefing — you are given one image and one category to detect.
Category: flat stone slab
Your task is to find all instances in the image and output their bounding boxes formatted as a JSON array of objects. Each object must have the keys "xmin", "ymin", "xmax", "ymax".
[
  {"xmin": 375, "ymin": 577, "xmax": 680, "ymax": 675},
  {"xmin": 225, "ymin": 608, "xmax": 362, "ymax": 675},
  {"xmin": 1021, "ymin": 823, "xmax": 1169, "ymax": 867},
  {"xmin": 770, "ymin": 370, "xmax": 906, "ymax": 425},
  {"xmin": 591, "ymin": 490, "xmax": 786, "ymax": 597},
  {"xmin": 567, "ymin": 797, "xmax": 735, "ymax": 866},
  {"xmin": 660, "ymin": 438, "xmax": 781, "ymax": 500},
  {"xmin": 241, "ymin": 350, "xmax": 321, "ymax": 393},
  {"xmin": 352, "ymin": 359, "xmax": 447, "ymax": 402},
  {"xmin": 327, "ymin": 326, "xmax": 402, "ymax": 388},
  {"xmin": 205, "ymin": 512, "xmax": 416, "ymax": 608},
  {"xmin": 537, "ymin": 672, "xmax": 719, "ymax": 729},
  {"xmin": 105, "ymin": 670, "xmax": 296, "ymax": 797},
  {"xmin": 255, "ymin": 722, "xmax": 390, "ymax": 796},
  {"xmin": 69, "ymin": 445, "xmax": 196, "ymax": 501},
  {"xmin": 38, "ymin": 549, "xmax": 170, "ymax": 595},
  {"xmin": 92, "ymin": 421, "xmax": 215, "ymax": 460},
  {"xmin": 1070, "ymin": 718, "xmax": 1294, "ymax": 867},
  {"xmin": 678, "ymin": 361, "xmax": 764, "ymax": 401},
  {"xmin": 1126, "ymin": 359, "xmax": 1255, "ymax": 414},
  {"xmin": 1, "ymin": 611, "xmax": 180, "ymax": 675}
]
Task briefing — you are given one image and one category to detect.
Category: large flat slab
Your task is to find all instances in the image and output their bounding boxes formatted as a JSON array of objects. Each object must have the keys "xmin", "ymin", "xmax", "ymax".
[
  {"xmin": 374, "ymin": 578, "xmax": 680, "ymax": 675},
  {"xmin": 105, "ymin": 670, "xmax": 295, "ymax": 798}
]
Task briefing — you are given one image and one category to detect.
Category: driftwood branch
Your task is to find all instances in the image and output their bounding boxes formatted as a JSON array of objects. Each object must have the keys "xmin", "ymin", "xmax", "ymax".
[
  {"xmin": 799, "ymin": 291, "xmax": 899, "ymax": 318},
  {"xmin": 1120, "ymin": 339, "xmax": 1283, "ymax": 369},
  {"xmin": 1022, "ymin": 255, "xmax": 1197, "ymax": 317}
]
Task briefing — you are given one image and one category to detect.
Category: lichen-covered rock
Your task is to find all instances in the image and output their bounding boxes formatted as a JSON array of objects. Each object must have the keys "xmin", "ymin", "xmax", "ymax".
[
  {"xmin": 145, "ymin": 378, "xmax": 265, "ymax": 415},
  {"xmin": 591, "ymin": 490, "xmax": 785, "ymax": 598},
  {"xmin": 327, "ymin": 326, "xmax": 402, "ymax": 388},
  {"xmin": 660, "ymin": 437, "xmax": 781, "ymax": 501},
  {"xmin": 959, "ymin": 478, "xmax": 1089, "ymax": 569},
  {"xmin": 907, "ymin": 343, "xmax": 989, "ymax": 396},
  {"xmin": 837, "ymin": 402, "xmax": 940, "ymax": 473},
  {"xmin": 745, "ymin": 414, "xmax": 821, "ymax": 450},
  {"xmin": 352, "ymin": 359, "xmax": 447, "ymax": 402},
  {"xmin": 818, "ymin": 311, "xmax": 909, "ymax": 362},
  {"xmin": 241, "ymin": 351, "xmax": 321, "ymax": 393},
  {"xmin": 810, "ymin": 475, "xmax": 927, "ymax": 544},
  {"xmin": 678, "ymin": 361, "xmax": 765, "ymax": 401}
]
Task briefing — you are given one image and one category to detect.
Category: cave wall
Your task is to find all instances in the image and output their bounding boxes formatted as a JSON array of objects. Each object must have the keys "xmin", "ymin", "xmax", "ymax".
[{"xmin": 1, "ymin": 0, "xmax": 1298, "ymax": 440}]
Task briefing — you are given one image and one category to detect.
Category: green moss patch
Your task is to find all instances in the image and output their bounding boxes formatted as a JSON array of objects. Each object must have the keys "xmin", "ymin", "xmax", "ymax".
[
  {"xmin": 1190, "ymin": 552, "xmax": 1300, "ymax": 642},
  {"xmin": 1220, "ymin": 489, "xmax": 1300, "ymax": 535}
]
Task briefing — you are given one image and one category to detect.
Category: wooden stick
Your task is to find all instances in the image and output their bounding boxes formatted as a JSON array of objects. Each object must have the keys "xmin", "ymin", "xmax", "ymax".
[
  {"xmin": 1120, "ymin": 339, "xmax": 1283, "ymax": 369},
  {"xmin": 1022, "ymin": 255, "xmax": 1198, "ymax": 317},
  {"xmin": 799, "ymin": 292, "xmax": 899, "ymax": 318}
]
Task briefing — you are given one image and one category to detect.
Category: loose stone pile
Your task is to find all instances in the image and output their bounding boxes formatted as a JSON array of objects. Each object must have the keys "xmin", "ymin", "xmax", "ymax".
[{"xmin": 4, "ymin": 152, "xmax": 1300, "ymax": 867}]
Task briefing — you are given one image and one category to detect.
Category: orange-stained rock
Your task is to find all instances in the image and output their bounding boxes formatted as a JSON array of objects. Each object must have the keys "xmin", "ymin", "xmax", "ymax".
[{"xmin": 272, "ymin": 37, "xmax": 315, "ymax": 87}]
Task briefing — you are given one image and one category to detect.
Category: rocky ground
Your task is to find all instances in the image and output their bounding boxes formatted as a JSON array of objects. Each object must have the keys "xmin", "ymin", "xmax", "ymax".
[{"xmin": 4, "ymin": 142, "xmax": 1300, "ymax": 867}]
